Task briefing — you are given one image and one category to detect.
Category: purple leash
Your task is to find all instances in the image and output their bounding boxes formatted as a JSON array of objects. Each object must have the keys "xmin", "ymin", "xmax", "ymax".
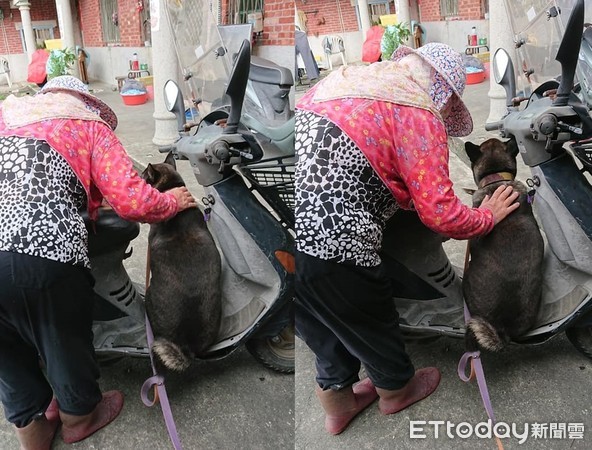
[
  {"xmin": 141, "ymin": 250, "xmax": 183, "ymax": 450},
  {"xmin": 457, "ymin": 303, "xmax": 497, "ymax": 423},
  {"xmin": 140, "ymin": 314, "xmax": 183, "ymax": 449},
  {"xmin": 458, "ymin": 246, "xmax": 504, "ymax": 450}
]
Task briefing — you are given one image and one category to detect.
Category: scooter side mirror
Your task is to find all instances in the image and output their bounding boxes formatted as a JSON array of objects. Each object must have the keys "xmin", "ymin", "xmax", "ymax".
[
  {"xmin": 492, "ymin": 48, "xmax": 517, "ymax": 107},
  {"xmin": 554, "ymin": 0, "xmax": 584, "ymax": 106},
  {"xmin": 223, "ymin": 39, "xmax": 251, "ymax": 135},
  {"xmin": 163, "ymin": 79, "xmax": 186, "ymax": 132}
]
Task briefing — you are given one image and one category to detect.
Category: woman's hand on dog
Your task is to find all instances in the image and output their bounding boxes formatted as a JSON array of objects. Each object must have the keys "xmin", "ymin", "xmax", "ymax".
[
  {"xmin": 168, "ymin": 187, "xmax": 198, "ymax": 212},
  {"xmin": 479, "ymin": 185, "xmax": 520, "ymax": 225}
]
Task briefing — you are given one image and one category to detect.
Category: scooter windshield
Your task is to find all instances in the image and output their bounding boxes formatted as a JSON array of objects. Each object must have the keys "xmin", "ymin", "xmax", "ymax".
[
  {"xmin": 502, "ymin": 0, "xmax": 569, "ymax": 95},
  {"xmin": 503, "ymin": 0, "xmax": 592, "ymax": 96},
  {"xmin": 164, "ymin": 0, "xmax": 232, "ymax": 117}
]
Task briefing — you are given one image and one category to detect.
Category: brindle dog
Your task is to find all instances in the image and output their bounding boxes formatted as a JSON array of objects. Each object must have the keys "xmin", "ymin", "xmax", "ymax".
[
  {"xmin": 463, "ymin": 138, "xmax": 544, "ymax": 352},
  {"xmin": 142, "ymin": 153, "xmax": 221, "ymax": 371}
]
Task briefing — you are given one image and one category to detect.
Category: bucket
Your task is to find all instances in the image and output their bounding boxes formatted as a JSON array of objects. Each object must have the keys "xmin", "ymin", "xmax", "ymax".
[
  {"xmin": 466, "ymin": 70, "xmax": 485, "ymax": 85},
  {"xmin": 483, "ymin": 62, "xmax": 490, "ymax": 80},
  {"xmin": 121, "ymin": 93, "xmax": 148, "ymax": 106},
  {"xmin": 146, "ymin": 85, "xmax": 154, "ymax": 101}
]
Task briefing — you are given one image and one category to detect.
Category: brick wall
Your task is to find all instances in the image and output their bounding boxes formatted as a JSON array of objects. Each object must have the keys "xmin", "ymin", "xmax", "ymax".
[
  {"xmin": 79, "ymin": 0, "xmax": 102, "ymax": 46},
  {"xmin": 220, "ymin": 0, "xmax": 293, "ymax": 47},
  {"xmin": 298, "ymin": 0, "xmax": 360, "ymax": 36},
  {"xmin": 0, "ymin": 0, "xmax": 59, "ymax": 54},
  {"xmin": 420, "ymin": 0, "xmax": 485, "ymax": 21},
  {"xmin": 260, "ymin": 0, "xmax": 293, "ymax": 46},
  {"xmin": 117, "ymin": 0, "xmax": 143, "ymax": 46},
  {"xmin": 79, "ymin": 0, "xmax": 144, "ymax": 47}
]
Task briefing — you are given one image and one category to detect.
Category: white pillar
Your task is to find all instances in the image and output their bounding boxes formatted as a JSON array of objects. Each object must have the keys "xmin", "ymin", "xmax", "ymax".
[
  {"xmin": 54, "ymin": 0, "xmax": 79, "ymax": 77},
  {"xmin": 357, "ymin": 0, "xmax": 372, "ymax": 40},
  {"xmin": 151, "ymin": 0, "xmax": 179, "ymax": 146},
  {"xmin": 54, "ymin": 0, "xmax": 75, "ymax": 49},
  {"xmin": 395, "ymin": 0, "xmax": 411, "ymax": 29},
  {"xmin": 16, "ymin": 1, "xmax": 36, "ymax": 61},
  {"xmin": 487, "ymin": 0, "xmax": 514, "ymax": 123}
]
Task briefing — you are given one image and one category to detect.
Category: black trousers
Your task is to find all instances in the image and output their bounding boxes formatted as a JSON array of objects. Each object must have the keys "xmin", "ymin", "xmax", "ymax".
[
  {"xmin": 0, "ymin": 251, "xmax": 101, "ymax": 428},
  {"xmin": 295, "ymin": 251, "xmax": 415, "ymax": 391}
]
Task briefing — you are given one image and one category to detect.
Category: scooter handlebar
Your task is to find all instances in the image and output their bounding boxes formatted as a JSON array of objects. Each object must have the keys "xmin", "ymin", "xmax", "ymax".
[
  {"xmin": 485, "ymin": 121, "xmax": 503, "ymax": 131},
  {"xmin": 212, "ymin": 141, "xmax": 230, "ymax": 161},
  {"xmin": 158, "ymin": 145, "xmax": 175, "ymax": 153}
]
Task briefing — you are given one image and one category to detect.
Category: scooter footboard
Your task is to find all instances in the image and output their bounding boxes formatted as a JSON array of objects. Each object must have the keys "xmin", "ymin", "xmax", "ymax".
[
  {"xmin": 518, "ymin": 287, "xmax": 592, "ymax": 341},
  {"xmin": 86, "ymin": 209, "xmax": 145, "ymax": 323},
  {"xmin": 532, "ymin": 154, "xmax": 592, "ymax": 275},
  {"xmin": 382, "ymin": 210, "xmax": 465, "ymax": 330},
  {"xmin": 203, "ymin": 177, "xmax": 293, "ymax": 351},
  {"xmin": 86, "ymin": 209, "xmax": 148, "ymax": 355},
  {"xmin": 90, "ymin": 249, "xmax": 149, "ymax": 355},
  {"xmin": 92, "ymin": 314, "xmax": 148, "ymax": 356},
  {"xmin": 89, "ymin": 247, "xmax": 145, "ymax": 323},
  {"xmin": 382, "ymin": 210, "xmax": 464, "ymax": 299}
]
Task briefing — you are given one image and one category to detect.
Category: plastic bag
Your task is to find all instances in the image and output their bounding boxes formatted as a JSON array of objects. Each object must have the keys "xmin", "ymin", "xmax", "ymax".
[
  {"xmin": 462, "ymin": 54, "xmax": 484, "ymax": 71},
  {"xmin": 362, "ymin": 25, "xmax": 385, "ymax": 63},
  {"xmin": 121, "ymin": 78, "xmax": 146, "ymax": 95}
]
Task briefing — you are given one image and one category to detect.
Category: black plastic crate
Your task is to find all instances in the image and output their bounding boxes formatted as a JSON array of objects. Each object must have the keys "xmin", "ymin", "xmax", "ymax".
[
  {"xmin": 572, "ymin": 144, "xmax": 592, "ymax": 172},
  {"xmin": 239, "ymin": 155, "xmax": 295, "ymax": 228}
]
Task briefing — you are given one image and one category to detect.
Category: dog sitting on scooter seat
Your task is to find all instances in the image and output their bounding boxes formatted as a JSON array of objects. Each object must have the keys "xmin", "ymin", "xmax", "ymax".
[
  {"xmin": 142, "ymin": 153, "xmax": 222, "ymax": 371},
  {"xmin": 463, "ymin": 138, "xmax": 544, "ymax": 352}
]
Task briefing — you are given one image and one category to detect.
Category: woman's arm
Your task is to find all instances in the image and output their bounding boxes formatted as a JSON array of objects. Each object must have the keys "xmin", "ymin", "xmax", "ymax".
[{"xmin": 88, "ymin": 122, "xmax": 179, "ymax": 223}]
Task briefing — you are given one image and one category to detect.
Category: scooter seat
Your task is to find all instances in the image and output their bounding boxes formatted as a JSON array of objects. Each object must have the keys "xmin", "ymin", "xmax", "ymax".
[
  {"xmin": 251, "ymin": 56, "xmax": 294, "ymax": 87},
  {"xmin": 82, "ymin": 208, "xmax": 140, "ymax": 257}
]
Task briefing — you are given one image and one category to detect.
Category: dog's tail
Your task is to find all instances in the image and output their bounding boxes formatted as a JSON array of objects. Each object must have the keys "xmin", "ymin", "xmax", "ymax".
[
  {"xmin": 151, "ymin": 339, "xmax": 192, "ymax": 371},
  {"xmin": 467, "ymin": 317, "xmax": 507, "ymax": 352}
]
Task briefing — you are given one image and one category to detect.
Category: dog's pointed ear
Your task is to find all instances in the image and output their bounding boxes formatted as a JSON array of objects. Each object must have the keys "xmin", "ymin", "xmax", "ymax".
[
  {"xmin": 506, "ymin": 138, "xmax": 519, "ymax": 158},
  {"xmin": 143, "ymin": 163, "xmax": 159, "ymax": 185},
  {"xmin": 465, "ymin": 141, "xmax": 481, "ymax": 163},
  {"xmin": 164, "ymin": 152, "xmax": 177, "ymax": 169}
]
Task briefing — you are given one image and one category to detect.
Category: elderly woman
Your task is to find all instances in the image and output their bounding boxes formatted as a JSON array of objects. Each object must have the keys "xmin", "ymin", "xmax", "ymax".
[
  {"xmin": 295, "ymin": 43, "xmax": 520, "ymax": 435},
  {"xmin": 0, "ymin": 76, "xmax": 196, "ymax": 449}
]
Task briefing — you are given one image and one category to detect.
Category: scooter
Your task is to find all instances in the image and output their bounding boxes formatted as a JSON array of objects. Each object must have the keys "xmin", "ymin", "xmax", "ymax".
[
  {"xmin": 86, "ymin": 1, "xmax": 295, "ymax": 373},
  {"xmin": 382, "ymin": 0, "xmax": 592, "ymax": 360}
]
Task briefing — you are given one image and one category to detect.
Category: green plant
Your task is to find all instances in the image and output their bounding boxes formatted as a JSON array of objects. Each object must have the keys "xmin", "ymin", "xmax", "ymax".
[
  {"xmin": 46, "ymin": 48, "xmax": 77, "ymax": 79},
  {"xmin": 380, "ymin": 22, "xmax": 411, "ymax": 60}
]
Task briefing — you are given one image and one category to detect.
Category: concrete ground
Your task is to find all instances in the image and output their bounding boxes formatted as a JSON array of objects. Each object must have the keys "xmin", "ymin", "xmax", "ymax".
[
  {"xmin": 294, "ymin": 75, "xmax": 592, "ymax": 450},
  {"xmin": 0, "ymin": 81, "xmax": 294, "ymax": 449}
]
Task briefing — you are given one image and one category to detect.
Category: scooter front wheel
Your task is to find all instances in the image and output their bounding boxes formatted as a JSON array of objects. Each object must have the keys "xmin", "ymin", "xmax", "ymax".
[
  {"xmin": 246, "ymin": 325, "xmax": 295, "ymax": 374},
  {"xmin": 566, "ymin": 326, "xmax": 592, "ymax": 360}
]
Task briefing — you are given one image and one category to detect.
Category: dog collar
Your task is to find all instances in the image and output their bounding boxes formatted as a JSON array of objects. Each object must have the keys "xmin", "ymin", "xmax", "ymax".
[{"xmin": 478, "ymin": 171, "xmax": 515, "ymax": 188}]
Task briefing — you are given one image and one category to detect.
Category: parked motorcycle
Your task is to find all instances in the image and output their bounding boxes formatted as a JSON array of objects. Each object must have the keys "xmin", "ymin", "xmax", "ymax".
[
  {"xmin": 382, "ymin": 0, "xmax": 592, "ymax": 359},
  {"xmin": 87, "ymin": 1, "xmax": 295, "ymax": 373}
]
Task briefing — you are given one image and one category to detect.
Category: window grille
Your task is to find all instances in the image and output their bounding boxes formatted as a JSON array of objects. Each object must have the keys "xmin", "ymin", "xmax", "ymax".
[
  {"xmin": 227, "ymin": 0, "xmax": 264, "ymax": 24},
  {"xmin": 16, "ymin": 21, "xmax": 56, "ymax": 52},
  {"xmin": 100, "ymin": 0, "xmax": 120, "ymax": 44},
  {"xmin": 482, "ymin": 0, "xmax": 489, "ymax": 17},
  {"xmin": 140, "ymin": 0, "xmax": 151, "ymax": 44},
  {"xmin": 440, "ymin": 0, "xmax": 459, "ymax": 17},
  {"xmin": 34, "ymin": 28, "xmax": 53, "ymax": 48}
]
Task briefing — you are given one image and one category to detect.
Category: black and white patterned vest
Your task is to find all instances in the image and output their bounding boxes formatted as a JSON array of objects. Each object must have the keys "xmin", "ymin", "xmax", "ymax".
[
  {"xmin": 295, "ymin": 110, "xmax": 399, "ymax": 267},
  {"xmin": 0, "ymin": 136, "xmax": 89, "ymax": 267}
]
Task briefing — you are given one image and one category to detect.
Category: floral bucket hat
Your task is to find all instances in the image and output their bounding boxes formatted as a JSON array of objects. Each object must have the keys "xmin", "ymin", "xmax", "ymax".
[
  {"xmin": 38, "ymin": 75, "xmax": 118, "ymax": 130},
  {"xmin": 392, "ymin": 43, "xmax": 473, "ymax": 137}
]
